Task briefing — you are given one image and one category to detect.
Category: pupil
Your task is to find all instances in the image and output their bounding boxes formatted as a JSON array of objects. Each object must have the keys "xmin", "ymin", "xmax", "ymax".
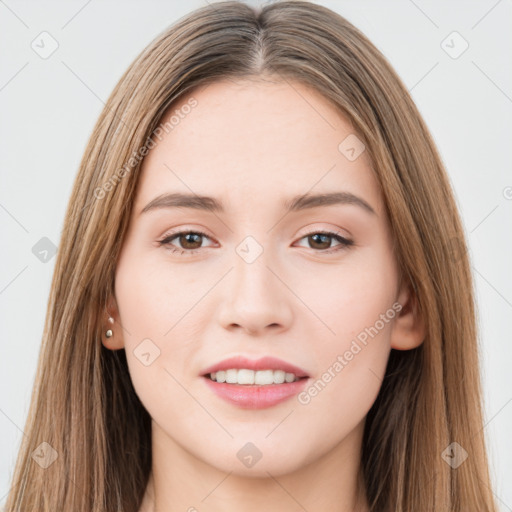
[
  {"xmin": 310, "ymin": 233, "xmax": 330, "ymax": 249},
  {"xmin": 182, "ymin": 233, "xmax": 201, "ymax": 249}
]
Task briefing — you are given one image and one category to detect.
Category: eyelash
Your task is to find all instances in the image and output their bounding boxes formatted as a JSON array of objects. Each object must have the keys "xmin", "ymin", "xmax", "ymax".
[{"xmin": 157, "ymin": 229, "xmax": 354, "ymax": 256}]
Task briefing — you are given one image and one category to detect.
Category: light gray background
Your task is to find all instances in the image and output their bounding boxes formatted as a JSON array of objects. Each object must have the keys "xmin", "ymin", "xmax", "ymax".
[{"xmin": 1, "ymin": 0, "xmax": 511, "ymax": 509}]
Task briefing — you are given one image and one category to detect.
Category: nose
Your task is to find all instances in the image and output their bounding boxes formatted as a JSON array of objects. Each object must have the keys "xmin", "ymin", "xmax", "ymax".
[{"xmin": 216, "ymin": 249, "xmax": 294, "ymax": 336}]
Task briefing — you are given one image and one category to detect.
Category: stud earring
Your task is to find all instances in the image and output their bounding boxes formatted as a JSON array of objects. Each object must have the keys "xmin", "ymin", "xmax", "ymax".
[{"xmin": 105, "ymin": 316, "xmax": 114, "ymax": 338}]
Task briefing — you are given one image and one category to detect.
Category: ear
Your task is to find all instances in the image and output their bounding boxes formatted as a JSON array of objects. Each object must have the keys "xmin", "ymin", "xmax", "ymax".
[
  {"xmin": 390, "ymin": 280, "xmax": 426, "ymax": 350},
  {"xmin": 101, "ymin": 294, "xmax": 125, "ymax": 351}
]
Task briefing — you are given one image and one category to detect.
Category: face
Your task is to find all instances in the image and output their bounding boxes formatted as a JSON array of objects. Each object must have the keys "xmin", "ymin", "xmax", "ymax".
[{"xmin": 108, "ymin": 77, "xmax": 415, "ymax": 477}]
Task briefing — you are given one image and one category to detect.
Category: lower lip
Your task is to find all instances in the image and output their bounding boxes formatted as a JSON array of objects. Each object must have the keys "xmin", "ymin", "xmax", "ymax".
[{"xmin": 202, "ymin": 376, "xmax": 309, "ymax": 409}]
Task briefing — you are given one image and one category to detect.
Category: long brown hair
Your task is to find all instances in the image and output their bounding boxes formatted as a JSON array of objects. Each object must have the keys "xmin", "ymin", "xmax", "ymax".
[{"xmin": 4, "ymin": 1, "xmax": 497, "ymax": 510}]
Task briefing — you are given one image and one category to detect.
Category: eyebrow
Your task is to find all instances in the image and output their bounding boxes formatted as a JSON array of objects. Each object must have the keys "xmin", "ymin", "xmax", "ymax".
[{"xmin": 139, "ymin": 191, "xmax": 376, "ymax": 216}]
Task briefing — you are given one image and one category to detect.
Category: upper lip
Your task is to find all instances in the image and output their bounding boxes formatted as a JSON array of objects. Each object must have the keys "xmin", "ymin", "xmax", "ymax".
[{"xmin": 201, "ymin": 355, "xmax": 309, "ymax": 378}]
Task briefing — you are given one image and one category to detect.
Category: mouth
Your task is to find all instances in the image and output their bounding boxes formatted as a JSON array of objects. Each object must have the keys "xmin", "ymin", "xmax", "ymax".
[
  {"xmin": 200, "ymin": 355, "xmax": 309, "ymax": 382},
  {"xmin": 204, "ymin": 369, "xmax": 307, "ymax": 385},
  {"xmin": 200, "ymin": 355, "xmax": 310, "ymax": 409}
]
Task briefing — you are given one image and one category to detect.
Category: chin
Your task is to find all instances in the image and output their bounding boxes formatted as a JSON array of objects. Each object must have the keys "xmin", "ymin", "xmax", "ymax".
[{"xmin": 198, "ymin": 438, "xmax": 313, "ymax": 478}]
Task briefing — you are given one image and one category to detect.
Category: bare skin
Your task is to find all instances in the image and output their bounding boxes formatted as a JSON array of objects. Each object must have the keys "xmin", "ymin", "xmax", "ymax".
[{"xmin": 103, "ymin": 76, "xmax": 425, "ymax": 512}]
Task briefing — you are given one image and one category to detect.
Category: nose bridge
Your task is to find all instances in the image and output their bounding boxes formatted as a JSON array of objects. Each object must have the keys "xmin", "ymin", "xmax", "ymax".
[
  {"xmin": 232, "ymin": 241, "xmax": 279, "ymax": 307},
  {"xmin": 218, "ymin": 237, "xmax": 293, "ymax": 333}
]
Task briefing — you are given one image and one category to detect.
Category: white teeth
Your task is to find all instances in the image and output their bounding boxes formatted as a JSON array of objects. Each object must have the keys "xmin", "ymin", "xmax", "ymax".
[
  {"xmin": 238, "ymin": 369, "xmax": 255, "ymax": 385},
  {"xmin": 285, "ymin": 372, "xmax": 296, "ymax": 383},
  {"xmin": 209, "ymin": 369, "xmax": 301, "ymax": 385},
  {"xmin": 254, "ymin": 369, "xmax": 273, "ymax": 385},
  {"xmin": 226, "ymin": 369, "xmax": 238, "ymax": 384},
  {"xmin": 273, "ymin": 370, "xmax": 285, "ymax": 384}
]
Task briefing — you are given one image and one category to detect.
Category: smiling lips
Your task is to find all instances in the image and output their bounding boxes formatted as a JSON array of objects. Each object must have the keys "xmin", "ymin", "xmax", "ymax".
[{"xmin": 201, "ymin": 355, "xmax": 310, "ymax": 409}]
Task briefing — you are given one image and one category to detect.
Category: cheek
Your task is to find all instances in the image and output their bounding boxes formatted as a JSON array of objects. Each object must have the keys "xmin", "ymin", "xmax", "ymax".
[
  {"xmin": 115, "ymin": 246, "xmax": 196, "ymax": 341},
  {"xmin": 293, "ymin": 250, "xmax": 396, "ymax": 416},
  {"xmin": 293, "ymin": 244, "xmax": 397, "ymax": 346},
  {"xmin": 295, "ymin": 295, "xmax": 394, "ymax": 451},
  {"xmin": 114, "ymin": 249, "xmax": 206, "ymax": 405}
]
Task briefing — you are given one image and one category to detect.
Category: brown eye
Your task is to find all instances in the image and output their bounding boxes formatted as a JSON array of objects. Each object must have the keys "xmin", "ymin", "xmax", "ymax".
[
  {"xmin": 158, "ymin": 230, "xmax": 213, "ymax": 255},
  {"xmin": 296, "ymin": 231, "xmax": 354, "ymax": 253},
  {"xmin": 177, "ymin": 232, "xmax": 203, "ymax": 250},
  {"xmin": 308, "ymin": 233, "xmax": 332, "ymax": 250}
]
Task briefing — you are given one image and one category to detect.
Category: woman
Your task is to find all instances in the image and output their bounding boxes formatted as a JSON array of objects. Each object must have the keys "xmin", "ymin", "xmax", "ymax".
[{"xmin": 4, "ymin": 1, "xmax": 498, "ymax": 511}]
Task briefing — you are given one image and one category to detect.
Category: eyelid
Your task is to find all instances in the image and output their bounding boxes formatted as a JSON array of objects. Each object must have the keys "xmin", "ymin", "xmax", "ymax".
[
  {"xmin": 159, "ymin": 224, "xmax": 214, "ymax": 239},
  {"xmin": 297, "ymin": 225, "xmax": 351, "ymax": 239}
]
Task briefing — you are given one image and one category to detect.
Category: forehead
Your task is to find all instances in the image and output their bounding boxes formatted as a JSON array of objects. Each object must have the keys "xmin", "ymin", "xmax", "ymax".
[{"xmin": 134, "ymin": 77, "xmax": 382, "ymax": 216}]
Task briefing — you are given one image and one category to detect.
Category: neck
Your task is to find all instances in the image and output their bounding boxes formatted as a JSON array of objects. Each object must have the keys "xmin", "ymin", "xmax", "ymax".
[{"xmin": 138, "ymin": 419, "xmax": 370, "ymax": 512}]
